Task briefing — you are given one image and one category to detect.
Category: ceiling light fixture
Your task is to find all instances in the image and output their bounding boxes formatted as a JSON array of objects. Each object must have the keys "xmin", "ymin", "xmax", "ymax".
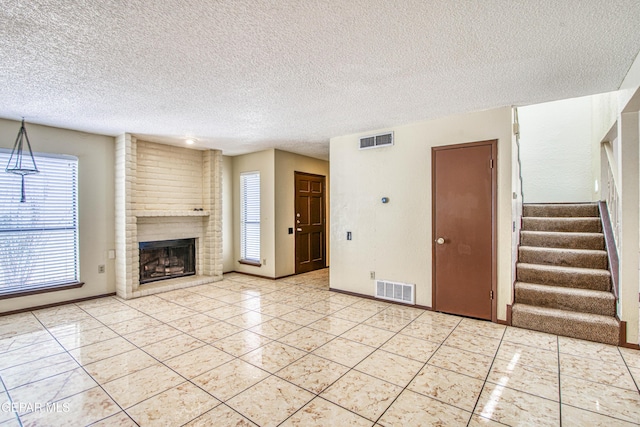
[
  {"xmin": 5, "ymin": 118, "xmax": 39, "ymax": 202},
  {"xmin": 185, "ymin": 138, "xmax": 196, "ymax": 145}
]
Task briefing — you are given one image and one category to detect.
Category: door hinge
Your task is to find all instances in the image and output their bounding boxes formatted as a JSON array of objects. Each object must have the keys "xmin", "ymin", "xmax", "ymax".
[
  {"xmin": 490, "ymin": 290, "xmax": 494, "ymax": 299},
  {"xmin": 490, "ymin": 159, "xmax": 494, "ymax": 169}
]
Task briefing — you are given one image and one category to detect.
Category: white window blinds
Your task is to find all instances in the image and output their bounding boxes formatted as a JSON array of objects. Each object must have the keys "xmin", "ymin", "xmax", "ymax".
[
  {"xmin": 0, "ymin": 150, "xmax": 79, "ymax": 295},
  {"xmin": 240, "ymin": 172, "xmax": 260, "ymax": 262}
]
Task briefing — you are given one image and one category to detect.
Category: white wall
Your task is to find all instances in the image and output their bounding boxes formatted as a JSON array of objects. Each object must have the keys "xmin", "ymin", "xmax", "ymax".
[
  {"xmin": 619, "ymin": 49, "xmax": 640, "ymax": 112},
  {"xmin": 0, "ymin": 119, "xmax": 115, "ymax": 312},
  {"xmin": 330, "ymin": 107, "xmax": 513, "ymax": 320},
  {"xmin": 274, "ymin": 150, "xmax": 330, "ymax": 277},
  {"xmin": 519, "ymin": 96, "xmax": 596, "ymax": 203},
  {"xmin": 584, "ymin": 73, "xmax": 640, "ymax": 345}
]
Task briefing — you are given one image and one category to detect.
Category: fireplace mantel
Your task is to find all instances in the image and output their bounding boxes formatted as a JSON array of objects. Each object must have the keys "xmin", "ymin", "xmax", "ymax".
[{"xmin": 135, "ymin": 210, "xmax": 211, "ymax": 217}]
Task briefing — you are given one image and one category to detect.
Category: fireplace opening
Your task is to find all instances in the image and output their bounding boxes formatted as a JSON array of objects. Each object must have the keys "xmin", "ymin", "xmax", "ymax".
[{"xmin": 139, "ymin": 238, "xmax": 195, "ymax": 284}]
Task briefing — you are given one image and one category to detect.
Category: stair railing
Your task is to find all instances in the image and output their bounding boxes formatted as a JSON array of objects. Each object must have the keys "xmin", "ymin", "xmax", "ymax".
[
  {"xmin": 602, "ymin": 141, "xmax": 620, "ymax": 246},
  {"xmin": 600, "ymin": 140, "xmax": 620, "ymax": 301},
  {"xmin": 513, "ymin": 108, "xmax": 524, "ymax": 203},
  {"xmin": 510, "ymin": 108, "xmax": 525, "ymax": 320}
]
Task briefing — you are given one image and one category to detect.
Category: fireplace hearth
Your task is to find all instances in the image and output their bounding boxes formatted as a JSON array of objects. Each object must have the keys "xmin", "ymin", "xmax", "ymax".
[{"xmin": 139, "ymin": 238, "xmax": 196, "ymax": 284}]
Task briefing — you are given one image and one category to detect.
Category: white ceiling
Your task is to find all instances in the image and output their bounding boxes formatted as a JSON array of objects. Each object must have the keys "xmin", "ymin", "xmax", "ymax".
[{"xmin": 1, "ymin": 1, "xmax": 640, "ymax": 160}]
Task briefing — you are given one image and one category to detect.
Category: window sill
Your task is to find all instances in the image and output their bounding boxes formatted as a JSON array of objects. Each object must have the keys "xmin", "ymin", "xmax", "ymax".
[
  {"xmin": 0, "ymin": 282, "xmax": 85, "ymax": 300},
  {"xmin": 238, "ymin": 259, "xmax": 262, "ymax": 267}
]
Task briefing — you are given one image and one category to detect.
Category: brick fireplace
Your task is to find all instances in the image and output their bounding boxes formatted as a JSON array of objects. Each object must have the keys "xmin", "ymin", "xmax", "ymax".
[{"xmin": 115, "ymin": 134, "xmax": 223, "ymax": 299}]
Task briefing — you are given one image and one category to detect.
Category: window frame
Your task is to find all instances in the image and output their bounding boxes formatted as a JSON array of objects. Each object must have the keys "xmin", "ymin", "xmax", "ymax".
[
  {"xmin": 239, "ymin": 171, "xmax": 261, "ymax": 266},
  {"xmin": 0, "ymin": 149, "xmax": 82, "ymax": 299}
]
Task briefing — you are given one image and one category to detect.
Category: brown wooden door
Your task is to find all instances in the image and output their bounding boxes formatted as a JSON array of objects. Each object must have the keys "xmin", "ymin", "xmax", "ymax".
[
  {"xmin": 432, "ymin": 140, "xmax": 496, "ymax": 321},
  {"xmin": 295, "ymin": 172, "xmax": 326, "ymax": 274}
]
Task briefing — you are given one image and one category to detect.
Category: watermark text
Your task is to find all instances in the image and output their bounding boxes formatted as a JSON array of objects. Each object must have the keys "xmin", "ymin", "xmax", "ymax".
[{"xmin": 1, "ymin": 402, "xmax": 70, "ymax": 413}]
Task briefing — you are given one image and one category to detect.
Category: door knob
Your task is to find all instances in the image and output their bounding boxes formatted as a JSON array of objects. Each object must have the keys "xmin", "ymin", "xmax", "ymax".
[
  {"xmin": 435, "ymin": 237, "xmax": 445, "ymax": 245},
  {"xmin": 297, "ymin": 228, "xmax": 302, "ymax": 232}
]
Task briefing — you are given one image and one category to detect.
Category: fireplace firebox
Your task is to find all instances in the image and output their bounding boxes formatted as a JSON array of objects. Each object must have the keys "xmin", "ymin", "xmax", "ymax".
[{"xmin": 139, "ymin": 238, "xmax": 195, "ymax": 284}]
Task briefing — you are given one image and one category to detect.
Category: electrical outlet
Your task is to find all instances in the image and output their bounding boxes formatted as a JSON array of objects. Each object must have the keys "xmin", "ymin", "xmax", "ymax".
[
  {"xmin": 98, "ymin": 265, "xmax": 105, "ymax": 274},
  {"xmin": 370, "ymin": 271, "xmax": 375, "ymax": 280}
]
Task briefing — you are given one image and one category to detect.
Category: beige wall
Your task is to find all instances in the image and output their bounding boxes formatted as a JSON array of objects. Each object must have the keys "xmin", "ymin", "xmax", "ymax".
[
  {"xmin": 0, "ymin": 118, "xmax": 115, "ymax": 312},
  {"xmin": 222, "ymin": 155, "xmax": 234, "ymax": 272},
  {"xmin": 330, "ymin": 107, "xmax": 513, "ymax": 320},
  {"xmin": 232, "ymin": 149, "xmax": 276, "ymax": 277},
  {"xmin": 274, "ymin": 150, "xmax": 330, "ymax": 277}
]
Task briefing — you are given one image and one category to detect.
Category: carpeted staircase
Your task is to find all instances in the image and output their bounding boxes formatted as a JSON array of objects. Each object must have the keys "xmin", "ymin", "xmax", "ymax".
[{"xmin": 511, "ymin": 203, "xmax": 619, "ymax": 345}]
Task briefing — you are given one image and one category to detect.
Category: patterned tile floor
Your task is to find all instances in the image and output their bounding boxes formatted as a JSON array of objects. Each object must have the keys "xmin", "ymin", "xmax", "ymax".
[{"xmin": 0, "ymin": 269, "xmax": 639, "ymax": 426}]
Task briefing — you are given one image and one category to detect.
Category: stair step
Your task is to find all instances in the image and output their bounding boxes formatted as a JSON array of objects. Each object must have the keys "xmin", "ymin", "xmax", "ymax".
[
  {"xmin": 511, "ymin": 303, "xmax": 619, "ymax": 346},
  {"xmin": 514, "ymin": 282, "xmax": 616, "ymax": 316},
  {"xmin": 520, "ymin": 231, "xmax": 604, "ymax": 250},
  {"xmin": 516, "ymin": 263, "xmax": 611, "ymax": 291},
  {"xmin": 523, "ymin": 203, "xmax": 599, "ymax": 218},
  {"xmin": 518, "ymin": 246, "xmax": 608, "ymax": 269},
  {"xmin": 523, "ymin": 217, "xmax": 602, "ymax": 233}
]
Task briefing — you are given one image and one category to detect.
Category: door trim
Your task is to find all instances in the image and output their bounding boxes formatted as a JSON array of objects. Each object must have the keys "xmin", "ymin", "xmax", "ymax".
[
  {"xmin": 294, "ymin": 171, "xmax": 327, "ymax": 274},
  {"xmin": 431, "ymin": 139, "xmax": 498, "ymax": 322}
]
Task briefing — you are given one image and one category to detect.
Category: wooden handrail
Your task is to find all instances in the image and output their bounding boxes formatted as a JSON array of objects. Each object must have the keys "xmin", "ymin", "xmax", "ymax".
[{"xmin": 599, "ymin": 201, "xmax": 619, "ymax": 300}]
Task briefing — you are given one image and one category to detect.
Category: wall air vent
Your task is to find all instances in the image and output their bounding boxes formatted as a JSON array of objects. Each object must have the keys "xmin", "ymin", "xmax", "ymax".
[
  {"xmin": 360, "ymin": 136, "xmax": 375, "ymax": 149},
  {"xmin": 360, "ymin": 132, "xmax": 394, "ymax": 150},
  {"xmin": 375, "ymin": 280, "xmax": 414, "ymax": 305}
]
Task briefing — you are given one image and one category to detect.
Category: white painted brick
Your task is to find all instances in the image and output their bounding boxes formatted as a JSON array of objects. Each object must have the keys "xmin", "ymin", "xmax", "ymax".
[{"xmin": 116, "ymin": 141, "xmax": 223, "ymax": 299}]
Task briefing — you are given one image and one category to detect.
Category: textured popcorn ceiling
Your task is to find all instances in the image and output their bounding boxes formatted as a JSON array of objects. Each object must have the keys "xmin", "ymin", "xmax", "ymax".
[{"xmin": 1, "ymin": 1, "xmax": 640, "ymax": 159}]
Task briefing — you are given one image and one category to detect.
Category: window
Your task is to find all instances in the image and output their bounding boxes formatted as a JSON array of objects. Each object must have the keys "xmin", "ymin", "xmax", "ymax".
[
  {"xmin": 0, "ymin": 150, "xmax": 79, "ymax": 297},
  {"xmin": 240, "ymin": 172, "xmax": 260, "ymax": 264}
]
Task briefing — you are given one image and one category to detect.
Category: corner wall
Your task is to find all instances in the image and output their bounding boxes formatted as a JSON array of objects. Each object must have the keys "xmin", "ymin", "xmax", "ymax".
[
  {"xmin": 0, "ymin": 119, "xmax": 115, "ymax": 312},
  {"xmin": 232, "ymin": 149, "xmax": 276, "ymax": 277},
  {"xmin": 329, "ymin": 107, "xmax": 513, "ymax": 320},
  {"xmin": 512, "ymin": 109, "xmax": 523, "ymax": 292},
  {"xmin": 222, "ymin": 155, "xmax": 234, "ymax": 273},
  {"xmin": 588, "ymin": 85, "xmax": 640, "ymax": 346},
  {"xmin": 274, "ymin": 150, "xmax": 330, "ymax": 278},
  {"xmin": 230, "ymin": 149, "xmax": 330, "ymax": 279}
]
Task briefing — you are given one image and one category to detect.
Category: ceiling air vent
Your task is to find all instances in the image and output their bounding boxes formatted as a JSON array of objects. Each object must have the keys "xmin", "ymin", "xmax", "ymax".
[
  {"xmin": 360, "ymin": 132, "xmax": 394, "ymax": 150},
  {"xmin": 375, "ymin": 280, "xmax": 414, "ymax": 305}
]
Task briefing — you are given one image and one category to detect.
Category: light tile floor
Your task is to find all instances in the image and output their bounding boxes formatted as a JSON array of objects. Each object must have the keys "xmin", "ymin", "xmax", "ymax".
[{"xmin": 0, "ymin": 269, "xmax": 639, "ymax": 426}]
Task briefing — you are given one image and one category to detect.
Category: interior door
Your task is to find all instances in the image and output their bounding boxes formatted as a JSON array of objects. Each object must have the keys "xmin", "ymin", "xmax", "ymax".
[
  {"xmin": 432, "ymin": 140, "xmax": 496, "ymax": 320},
  {"xmin": 295, "ymin": 172, "xmax": 326, "ymax": 274}
]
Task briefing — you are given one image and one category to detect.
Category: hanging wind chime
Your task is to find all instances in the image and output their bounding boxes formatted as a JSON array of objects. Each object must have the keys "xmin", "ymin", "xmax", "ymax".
[{"xmin": 5, "ymin": 119, "xmax": 39, "ymax": 202}]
